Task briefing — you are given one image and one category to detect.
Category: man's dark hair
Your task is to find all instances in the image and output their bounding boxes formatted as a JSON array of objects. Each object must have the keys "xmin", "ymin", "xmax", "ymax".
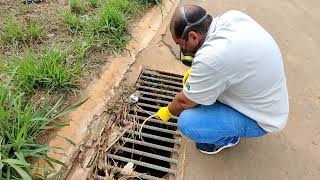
[{"xmin": 170, "ymin": 5, "xmax": 213, "ymax": 39}]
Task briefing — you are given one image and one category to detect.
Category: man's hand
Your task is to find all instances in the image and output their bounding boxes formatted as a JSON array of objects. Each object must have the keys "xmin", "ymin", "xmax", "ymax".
[
  {"xmin": 156, "ymin": 92, "xmax": 197, "ymax": 121},
  {"xmin": 169, "ymin": 91, "xmax": 198, "ymax": 116},
  {"xmin": 182, "ymin": 68, "xmax": 192, "ymax": 85},
  {"xmin": 156, "ymin": 106, "xmax": 173, "ymax": 122}
]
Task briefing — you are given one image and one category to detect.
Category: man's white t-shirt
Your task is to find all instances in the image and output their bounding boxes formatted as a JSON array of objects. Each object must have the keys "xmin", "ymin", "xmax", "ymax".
[{"xmin": 183, "ymin": 10, "xmax": 289, "ymax": 132}]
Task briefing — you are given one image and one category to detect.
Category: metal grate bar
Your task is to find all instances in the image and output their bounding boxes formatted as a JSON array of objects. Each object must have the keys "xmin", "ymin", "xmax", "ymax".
[
  {"xmin": 138, "ymin": 91, "xmax": 174, "ymax": 100},
  {"xmin": 145, "ymin": 69, "xmax": 184, "ymax": 78},
  {"xmin": 137, "ymin": 102, "xmax": 160, "ymax": 110},
  {"xmin": 130, "ymin": 108, "xmax": 157, "ymax": 119},
  {"xmin": 131, "ymin": 107, "xmax": 156, "ymax": 115},
  {"xmin": 125, "ymin": 130, "xmax": 181, "ymax": 144},
  {"xmin": 107, "ymin": 154, "xmax": 177, "ymax": 175},
  {"xmin": 137, "ymin": 85, "xmax": 178, "ymax": 95},
  {"xmin": 141, "ymin": 76, "xmax": 182, "ymax": 87},
  {"xmin": 117, "ymin": 146, "xmax": 179, "ymax": 164},
  {"xmin": 139, "ymin": 80, "xmax": 182, "ymax": 92},
  {"xmin": 105, "ymin": 165, "xmax": 166, "ymax": 180},
  {"xmin": 120, "ymin": 137, "xmax": 178, "ymax": 153},
  {"xmin": 139, "ymin": 96, "xmax": 170, "ymax": 105},
  {"xmin": 127, "ymin": 114, "xmax": 177, "ymax": 127},
  {"xmin": 134, "ymin": 123, "xmax": 181, "ymax": 136},
  {"xmin": 143, "ymin": 71, "xmax": 182, "ymax": 81}
]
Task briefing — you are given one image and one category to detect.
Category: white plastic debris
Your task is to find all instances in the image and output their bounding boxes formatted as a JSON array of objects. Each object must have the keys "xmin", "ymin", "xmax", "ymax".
[
  {"xmin": 129, "ymin": 92, "xmax": 140, "ymax": 105},
  {"xmin": 121, "ymin": 162, "xmax": 134, "ymax": 175}
]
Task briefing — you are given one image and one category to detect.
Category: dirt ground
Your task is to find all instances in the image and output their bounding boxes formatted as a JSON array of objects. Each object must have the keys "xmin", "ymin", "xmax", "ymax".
[{"xmin": 124, "ymin": 0, "xmax": 320, "ymax": 179}]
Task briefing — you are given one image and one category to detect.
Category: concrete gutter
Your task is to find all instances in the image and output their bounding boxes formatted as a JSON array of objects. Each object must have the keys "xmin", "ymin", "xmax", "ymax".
[{"xmin": 41, "ymin": 0, "xmax": 180, "ymax": 179}]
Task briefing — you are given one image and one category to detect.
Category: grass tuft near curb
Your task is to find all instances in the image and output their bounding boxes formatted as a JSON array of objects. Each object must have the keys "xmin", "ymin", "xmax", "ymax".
[
  {"xmin": 3, "ymin": 48, "xmax": 83, "ymax": 93},
  {"xmin": 1, "ymin": 17, "xmax": 45, "ymax": 44}
]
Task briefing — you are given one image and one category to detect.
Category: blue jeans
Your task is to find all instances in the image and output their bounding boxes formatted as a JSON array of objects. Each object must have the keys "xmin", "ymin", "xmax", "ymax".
[{"xmin": 178, "ymin": 102, "xmax": 267, "ymax": 146}]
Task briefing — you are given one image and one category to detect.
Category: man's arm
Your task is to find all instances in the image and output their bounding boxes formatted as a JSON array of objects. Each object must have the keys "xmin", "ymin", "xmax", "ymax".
[{"xmin": 168, "ymin": 91, "xmax": 198, "ymax": 116}]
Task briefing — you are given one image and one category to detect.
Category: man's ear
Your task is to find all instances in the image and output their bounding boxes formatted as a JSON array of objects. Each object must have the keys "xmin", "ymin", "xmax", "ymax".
[
  {"xmin": 188, "ymin": 31, "xmax": 198, "ymax": 40},
  {"xmin": 188, "ymin": 31, "xmax": 201, "ymax": 44}
]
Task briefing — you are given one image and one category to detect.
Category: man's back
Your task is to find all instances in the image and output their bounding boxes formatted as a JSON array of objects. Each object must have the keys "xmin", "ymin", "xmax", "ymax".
[{"xmin": 184, "ymin": 10, "xmax": 289, "ymax": 132}]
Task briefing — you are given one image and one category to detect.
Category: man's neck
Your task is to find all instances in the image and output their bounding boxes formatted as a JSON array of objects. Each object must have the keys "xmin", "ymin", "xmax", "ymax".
[
  {"xmin": 195, "ymin": 20, "xmax": 213, "ymax": 52},
  {"xmin": 193, "ymin": 32, "xmax": 207, "ymax": 53}
]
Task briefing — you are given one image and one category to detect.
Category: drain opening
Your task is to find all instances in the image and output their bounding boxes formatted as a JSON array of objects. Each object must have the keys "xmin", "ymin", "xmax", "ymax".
[
  {"xmin": 110, "ymin": 137, "xmax": 174, "ymax": 178},
  {"xmin": 102, "ymin": 69, "xmax": 183, "ymax": 180}
]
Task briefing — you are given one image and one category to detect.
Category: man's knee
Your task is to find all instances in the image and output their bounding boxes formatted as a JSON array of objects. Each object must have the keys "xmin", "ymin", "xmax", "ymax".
[
  {"xmin": 178, "ymin": 109, "xmax": 197, "ymax": 138},
  {"xmin": 178, "ymin": 108, "xmax": 219, "ymax": 143}
]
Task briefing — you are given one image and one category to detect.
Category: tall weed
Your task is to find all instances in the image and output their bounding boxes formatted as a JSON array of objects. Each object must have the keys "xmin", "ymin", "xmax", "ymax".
[{"xmin": 0, "ymin": 72, "xmax": 86, "ymax": 179}]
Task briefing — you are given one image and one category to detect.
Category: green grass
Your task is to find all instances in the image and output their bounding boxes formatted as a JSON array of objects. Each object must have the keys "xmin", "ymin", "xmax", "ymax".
[
  {"xmin": 87, "ymin": 0, "xmax": 100, "ymax": 8},
  {"xmin": 3, "ymin": 48, "xmax": 83, "ymax": 93},
  {"xmin": 81, "ymin": 0, "xmax": 144, "ymax": 52},
  {"xmin": 0, "ymin": 73, "xmax": 86, "ymax": 179},
  {"xmin": 24, "ymin": 20, "xmax": 45, "ymax": 41},
  {"xmin": 69, "ymin": 0, "xmax": 85, "ymax": 14},
  {"xmin": 1, "ymin": 17, "xmax": 24, "ymax": 43},
  {"xmin": 1, "ymin": 17, "xmax": 45, "ymax": 44},
  {"xmin": 89, "ymin": 33, "xmax": 129, "ymax": 54},
  {"xmin": 61, "ymin": 0, "xmax": 161, "ymax": 54},
  {"xmin": 94, "ymin": 6, "xmax": 127, "ymax": 34},
  {"xmin": 62, "ymin": 11, "xmax": 85, "ymax": 32},
  {"xmin": 70, "ymin": 35, "xmax": 94, "ymax": 61},
  {"xmin": 107, "ymin": 0, "xmax": 141, "ymax": 16},
  {"xmin": 136, "ymin": 0, "xmax": 161, "ymax": 6}
]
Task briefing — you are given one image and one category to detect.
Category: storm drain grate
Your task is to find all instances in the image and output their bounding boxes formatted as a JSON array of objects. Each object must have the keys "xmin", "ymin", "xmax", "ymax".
[{"xmin": 105, "ymin": 69, "xmax": 183, "ymax": 180}]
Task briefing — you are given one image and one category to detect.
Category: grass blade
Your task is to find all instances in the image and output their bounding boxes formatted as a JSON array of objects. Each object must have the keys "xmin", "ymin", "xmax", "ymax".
[
  {"xmin": 56, "ymin": 135, "xmax": 76, "ymax": 146},
  {"xmin": 53, "ymin": 98, "xmax": 88, "ymax": 119},
  {"xmin": 4, "ymin": 161, "xmax": 32, "ymax": 180}
]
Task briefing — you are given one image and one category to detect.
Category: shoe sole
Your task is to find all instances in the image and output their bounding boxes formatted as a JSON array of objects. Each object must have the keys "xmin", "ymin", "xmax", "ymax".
[{"xmin": 198, "ymin": 138, "xmax": 240, "ymax": 155}]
